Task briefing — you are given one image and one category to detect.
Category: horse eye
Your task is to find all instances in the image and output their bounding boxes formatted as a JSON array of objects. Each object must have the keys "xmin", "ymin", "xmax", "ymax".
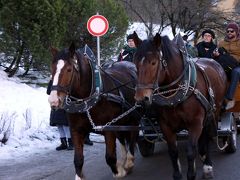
[
  {"xmin": 151, "ymin": 61, "xmax": 156, "ymax": 66},
  {"xmin": 67, "ymin": 68, "xmax": 72, "ymax": 72}
]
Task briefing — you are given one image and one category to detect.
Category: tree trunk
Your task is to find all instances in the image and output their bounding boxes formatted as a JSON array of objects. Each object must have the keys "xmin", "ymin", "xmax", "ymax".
[
  {"xmin": 4, "ymin": 56, "xmax": 17, "ymax": 73},
  {"xmin": 21, "ymin": 56, "xmax": 33, "ymax": 77},
  {"xmin": 8, "ymin": 45, "xmax": 24, "ymax": 77}
]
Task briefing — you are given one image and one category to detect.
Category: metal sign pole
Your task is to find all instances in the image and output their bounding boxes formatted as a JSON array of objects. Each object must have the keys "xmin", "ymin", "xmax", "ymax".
[
  {"xmin": 96, "ymin": 12, "xmax": 100, "ymax": 67},
  {"xmin": 95, "ymin": 36, "xmax": 101, "ymax": 92},
  {"xmin": 97, "ymin": 36, "xmax": 100, "ymax": 67},
  {"xmin": 87, "ymin": 12, "xmax": 108, "ymax": 93}
]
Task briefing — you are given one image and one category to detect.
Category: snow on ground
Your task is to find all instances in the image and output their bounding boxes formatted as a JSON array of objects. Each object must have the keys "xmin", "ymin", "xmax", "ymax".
[{"xmin": 0, "ymin": 68, "xmax": 104, "ymax": 161}]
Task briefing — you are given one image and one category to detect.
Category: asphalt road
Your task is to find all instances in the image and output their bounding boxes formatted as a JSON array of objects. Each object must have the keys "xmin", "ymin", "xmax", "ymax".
[{"xmin": 1, "ymin": 136, "xmax": 240, "ymax": 180}]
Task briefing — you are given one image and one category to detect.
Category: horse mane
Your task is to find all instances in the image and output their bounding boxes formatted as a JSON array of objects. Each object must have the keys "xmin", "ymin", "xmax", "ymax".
[
  {"xmin": 160, "ymin": 35, "xmax": 176, "ymax": 60},
  {"xmin": 53, "ymin": 48, "xmax": 85, "ymax": 66},
  {"xmin": 53, "ymin": 48, "xmax": 72, "ymax": 63},
  {"xmin": 135, "ymin": 35, "xmax": 176, "ymax": 62}
]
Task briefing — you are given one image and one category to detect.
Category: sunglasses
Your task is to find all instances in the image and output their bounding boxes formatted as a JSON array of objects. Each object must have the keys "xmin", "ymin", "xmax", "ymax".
[{"xmin": 227, "ymin": 30, "xmax": 235, "ymax": 33}]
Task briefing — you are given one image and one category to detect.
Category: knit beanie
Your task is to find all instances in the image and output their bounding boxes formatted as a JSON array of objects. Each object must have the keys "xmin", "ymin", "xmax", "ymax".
[{"xmin": 226, "ymin": 22, "xmax": 239, "ymax": 36}]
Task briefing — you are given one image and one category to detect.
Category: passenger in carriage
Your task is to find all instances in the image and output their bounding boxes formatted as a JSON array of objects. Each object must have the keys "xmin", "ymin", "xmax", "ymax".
[
  {"xmin": 213, "ymin": 22, "xmax": 240, "ymax": 110},
  {"xmin": 182, "ymin": 34, "xmax": 197, "ymax": 57},
  {"xmin": 196, "ymin": 29, "xmax": 217, "ymax": 58},
  {"xmin": 117, "ymin": 33, "xmax": 137, "ymax": 62}
]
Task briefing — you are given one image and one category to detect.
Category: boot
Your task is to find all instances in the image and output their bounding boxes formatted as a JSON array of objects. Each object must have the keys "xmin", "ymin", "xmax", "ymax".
[
  {"xmin": 56, "ymin": 138, "xmax": 67, "ymax": 151},
  {"xmin": 84, "ymin": 133, "xmax": 93, "ymax": 146},
  {"xmin": 67, "ymin": 138, "xmax": 74, "ymax": 150}
]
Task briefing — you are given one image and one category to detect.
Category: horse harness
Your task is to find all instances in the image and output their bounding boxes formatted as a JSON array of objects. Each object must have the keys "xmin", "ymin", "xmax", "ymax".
[
  {"xmin": 62, "ymin": 45, "xmax": 135, "ymax": 115},
  {"xmin": 151, "ymin": 39, "xmax": 216, "ymax": 122}
]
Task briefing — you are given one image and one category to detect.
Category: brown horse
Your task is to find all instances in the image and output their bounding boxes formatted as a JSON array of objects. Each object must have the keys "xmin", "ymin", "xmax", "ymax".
[
  {"xmin": 48, "ymin": 43, "xmax": 140, "ymax": 179},
  {"xmin": 133, "ymin": 32, "xmax": 227, "ymax": 180}
]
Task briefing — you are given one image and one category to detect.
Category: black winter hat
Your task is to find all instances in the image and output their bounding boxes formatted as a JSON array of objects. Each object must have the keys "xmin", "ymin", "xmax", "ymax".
[
  {"xmin": 127, "ymin": 34, "xmax": 135, "ymax": 41},
  {"xmin": 201, "ymin": 29, "xmax": 215, "ymax": 39}
]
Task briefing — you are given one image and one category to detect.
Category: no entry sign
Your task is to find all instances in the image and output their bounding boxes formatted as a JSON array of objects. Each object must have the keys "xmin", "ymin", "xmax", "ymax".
[{"xmin": 87, "ymin": 15, "xmax": 109, "ymax": 36}]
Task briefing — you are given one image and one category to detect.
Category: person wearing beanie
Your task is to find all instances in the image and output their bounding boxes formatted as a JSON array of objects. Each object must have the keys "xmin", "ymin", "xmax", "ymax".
[
  {"xmin": 196, "ymin": 29, "xmax": 217, "ymax": 58},
  {"xmin": 213, "ymin": 22, "xmax": 240, "ymax": 110},
  {"xmin": 182, "ymin": 34, "xmax": 197, "ymax": 57},
  {"xmin": 117, "ymin": 33, "xmax": 137, "ymax": 62}
]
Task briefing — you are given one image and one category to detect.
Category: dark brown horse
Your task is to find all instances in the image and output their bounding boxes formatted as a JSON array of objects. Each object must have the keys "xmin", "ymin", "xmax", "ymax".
[
  {"xmin": 48, "ymin": 43, "xmax": 140, "ymax": 179},
  {"xmin": 133, "ymin": 32, "xmax": 227, "ymax": 180}
]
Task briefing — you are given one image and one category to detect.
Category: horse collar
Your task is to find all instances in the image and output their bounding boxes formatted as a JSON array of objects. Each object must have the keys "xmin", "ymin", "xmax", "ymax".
[{"xmin": 153, "ymin": 57, "xmax": 197, "ymax": 107}]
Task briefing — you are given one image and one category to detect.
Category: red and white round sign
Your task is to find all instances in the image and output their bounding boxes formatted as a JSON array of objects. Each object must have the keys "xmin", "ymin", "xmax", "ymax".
[{"xmin": 87, "ymin": 15, "xmax": 109, "ymax": 36}]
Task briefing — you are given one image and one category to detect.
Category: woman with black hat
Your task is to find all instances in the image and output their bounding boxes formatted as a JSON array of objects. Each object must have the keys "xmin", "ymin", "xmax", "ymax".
[
  {"xmin": 196, "ymin": 29, "xmax": 217, "ymax": 58},
  {"xmin": 117, "ymin": 33, "xmax": 137, "ymax": 62}
]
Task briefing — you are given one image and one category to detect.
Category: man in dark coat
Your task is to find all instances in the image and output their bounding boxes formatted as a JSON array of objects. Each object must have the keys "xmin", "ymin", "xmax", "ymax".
[
  {"xmin": 117, "ymin": 33, "xmax": 137, "ymax": 62},
  {"xmin": 196, "ymin": 29, "xmax": 217, "ymax": 58}
]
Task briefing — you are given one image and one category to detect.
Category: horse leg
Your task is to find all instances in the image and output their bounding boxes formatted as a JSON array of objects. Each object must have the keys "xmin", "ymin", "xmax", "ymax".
[
  {"xmin": 105, "ymin": 132, "xmax": 127, "ymax": 178},
  {"xmin": 186, "ymin": 134, "xmax": 199, "ymax": 180},
  {"xmin": 118, "ymin": 135, "xmax": 128, "ymax": 169},
  {"xmin": 68, "ymin": 121, "xmax": 85, "ymax": 180},
  {"xmin": 123, "ymin": 131, "xmax": 137, "ymax": 172},
  {"xmin": 198, "ymin": 127, "xmax": 214, "ymax": 179},
  {"xmin": 161, "ymin": 125, "xmax": 182, "ymax": 180}
]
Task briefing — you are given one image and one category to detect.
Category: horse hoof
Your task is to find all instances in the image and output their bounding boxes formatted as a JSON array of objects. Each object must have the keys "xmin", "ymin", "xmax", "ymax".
[
  {"xmin": 125, "ymin": 166, "xmax": 133, "ymax": 174},
  {"xmin": 75, "ymin": 174, "xmax": 84, "ymax": 180},
  {"xmin": 113, "ymin": 163, "xmax": 127, "ymax": 178},
  {"xmin": 202, "ymin": 165, "xmax": 214, "ymax": 179},
  {"xmin": 124, "ymin": 154, "xmax": 134, "ymax": 172}
]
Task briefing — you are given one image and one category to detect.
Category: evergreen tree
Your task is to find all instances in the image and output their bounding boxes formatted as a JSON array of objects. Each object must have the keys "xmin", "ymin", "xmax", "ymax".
[{"xmin": 0, "ymin": 0, "xmax": 128, "ymax": 77}]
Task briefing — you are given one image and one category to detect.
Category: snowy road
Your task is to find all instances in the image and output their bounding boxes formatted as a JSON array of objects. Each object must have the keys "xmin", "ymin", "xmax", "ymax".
[{"xmin": 1, "ymin": 137, "xmax": 240, "ymax": 180}]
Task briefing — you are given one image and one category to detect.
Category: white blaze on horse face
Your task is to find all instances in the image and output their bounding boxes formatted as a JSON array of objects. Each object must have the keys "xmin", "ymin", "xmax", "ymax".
[
  {"xmin": 140, "ymin": 56, "xmax": 145, "ymax": 65},
  {"xmin": 48, "ymin": 60, "xmax": 65, "ymax": 107},
  {"xmin": 160, "ymin": 50, "xmax": 163, "ymax": 58}
]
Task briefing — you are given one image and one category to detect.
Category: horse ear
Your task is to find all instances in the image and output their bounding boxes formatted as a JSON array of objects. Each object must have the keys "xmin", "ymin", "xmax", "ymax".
[
  {"xmin": 69, "ymin": 42, "xmax": 76, "ymax": 57},
  {"xmin": 154, "ymin": 33, "xmax": 161, "ymax": 48},
  {"xmin": 174, "ymin": 33, "xmax": 185, "ymax": 48},
  {"xmin": 50, "ymin": 46, "xmax": 59, "ymax": 57},
  {"xmin": 133, "ymin": 31, "xmax": 142, "ymax": 47}
]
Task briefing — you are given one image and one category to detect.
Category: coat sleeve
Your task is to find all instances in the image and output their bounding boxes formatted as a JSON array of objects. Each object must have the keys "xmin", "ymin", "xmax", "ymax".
[{"xmin": 117, "ymin": 49, "xmax": 125, "ymax": 62}]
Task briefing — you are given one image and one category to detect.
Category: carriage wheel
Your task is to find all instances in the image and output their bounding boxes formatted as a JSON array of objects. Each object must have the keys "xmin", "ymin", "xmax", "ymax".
[
  {"xmin": 223, "ymin": 116, "xmax": 237, "ymax": 153},
  {"xmin": 137, "ymin": 138, "xmax": 155, "ymax": 157},
  {"xmin": 234, "ymin": 117, "xmax": 240, "ymax": 134}
]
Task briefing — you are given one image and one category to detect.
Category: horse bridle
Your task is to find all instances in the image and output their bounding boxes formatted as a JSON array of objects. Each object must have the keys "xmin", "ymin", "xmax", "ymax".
[
  {"xmin": 136, "ymin": 50, "xmax": 167, "ymax": 90},
  {"xmin": 51, "ymin": 56, "xmax": 79, "ymax": 95},
  {"xmin": 136, "ymin": 49, "xmax": 187, "ymax": 92}
]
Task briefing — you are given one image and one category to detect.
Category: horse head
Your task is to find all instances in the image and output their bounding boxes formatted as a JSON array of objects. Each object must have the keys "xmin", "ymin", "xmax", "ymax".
[
  {"xmin": 133, "ymin": 32, "xmax": 183, "ymax": 107},
  {"xmin": 48, "ymin": 42, "xmax": 85, "ymax": 109},
  {"xmin": 133, "ymin": 33, "xmax": 165, "ymax": 106}
]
